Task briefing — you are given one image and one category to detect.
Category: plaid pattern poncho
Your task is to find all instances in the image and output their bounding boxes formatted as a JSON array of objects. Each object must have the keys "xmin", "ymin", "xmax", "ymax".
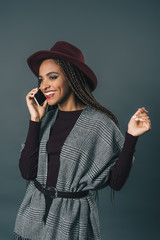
[{"xmin": 13, "ymin": 105, "xmax": 133, "ymax": 240}]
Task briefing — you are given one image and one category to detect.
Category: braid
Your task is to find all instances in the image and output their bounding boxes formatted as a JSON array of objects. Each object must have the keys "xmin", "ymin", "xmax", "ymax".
[{"xmin": 47, "ymin": 58, "xmax": 120, "ymax": 130}]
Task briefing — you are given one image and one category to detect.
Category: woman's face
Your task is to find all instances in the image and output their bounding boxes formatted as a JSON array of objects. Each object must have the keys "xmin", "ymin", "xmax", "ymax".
[{"xmin": 38, "ymin": 59, "xmax": 74, "ymax": 108}]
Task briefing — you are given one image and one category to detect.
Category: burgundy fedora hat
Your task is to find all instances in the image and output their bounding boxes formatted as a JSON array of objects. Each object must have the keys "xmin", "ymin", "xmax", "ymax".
[{"xmin": 27, "ymin": 41, "xmax": 97, "ymax": 91}]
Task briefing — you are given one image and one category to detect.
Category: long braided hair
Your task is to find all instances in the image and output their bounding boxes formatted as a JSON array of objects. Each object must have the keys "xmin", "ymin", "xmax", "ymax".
[{"xmin": 38, "ymin": 57, "xmax": 120, "ymax": 205}]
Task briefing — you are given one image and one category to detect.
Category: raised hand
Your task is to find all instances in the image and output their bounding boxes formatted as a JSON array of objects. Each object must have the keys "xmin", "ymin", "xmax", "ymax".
[
  {"xmin": 26, "ymin": 88, "xmax": 48, "ymax": 122},
  {"xmin": 127, "ymin": 107, "xmax": 151, "ymax": 137}
]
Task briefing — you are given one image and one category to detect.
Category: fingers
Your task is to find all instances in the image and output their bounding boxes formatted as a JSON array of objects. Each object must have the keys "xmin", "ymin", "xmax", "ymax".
[
  {"xmin": 26, "ymin": 88, "xmax": 39, "ymax": 99},
  {"xmin": 134, "ymin": 107, "xmax": 148, "ymax": 116},
  {"xmin": 134, "ymin": 116, "xmax": 150, "ymax": 121},
  {"xmin": 29, "ymin": 88, "xmax": 39, "ymax": 94},
  {"xmin": 132, "ymin": 107, "xmax": 151, "ymax": 126},
  {"xmin": 28, "ymin": 88, "xmax": 39, "ymax": 95},
  {"xmin": 134, "ymin": 113, "xmax": 149, "ymax": 119},
  {"xmin": 133, "ymin": 107, "xmax": 149, "ymax": 119}
]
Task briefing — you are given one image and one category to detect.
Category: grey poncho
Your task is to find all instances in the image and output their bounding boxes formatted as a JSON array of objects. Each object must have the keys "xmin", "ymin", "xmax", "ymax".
[{"xmin": 14, "ymin": 105, "xmax": 134, "ymax": 240}]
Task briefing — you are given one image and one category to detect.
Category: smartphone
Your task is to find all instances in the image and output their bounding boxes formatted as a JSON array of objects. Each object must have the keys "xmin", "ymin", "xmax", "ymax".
[{"xmin": 34, "ymin": 88, "xmax": 46, "ymax": 106}]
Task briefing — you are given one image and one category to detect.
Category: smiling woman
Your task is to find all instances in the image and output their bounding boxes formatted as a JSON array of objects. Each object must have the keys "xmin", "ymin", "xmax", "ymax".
[
  {"xmin": 38, "ymin": 58, "xmax": 85, "ymax": 111},
  {"xmin": 13, "ymin": 41, "xmax": 150, "ymax": 240}
]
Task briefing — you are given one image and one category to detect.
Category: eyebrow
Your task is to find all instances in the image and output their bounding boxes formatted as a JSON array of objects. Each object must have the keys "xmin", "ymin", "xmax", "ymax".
[{"xmin": 38, "ymin": 71, "xmax": 59, "ymax": 78}]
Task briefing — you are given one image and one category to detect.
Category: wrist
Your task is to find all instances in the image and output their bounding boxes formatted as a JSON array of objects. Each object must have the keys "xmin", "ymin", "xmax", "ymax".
[
  {"xmin": 127, "ymin": 130, "xmax": 138, "ymax": 137},
  {"xmin": 31, "ymin": 116, "xmax": 41, "ymax": 122}
]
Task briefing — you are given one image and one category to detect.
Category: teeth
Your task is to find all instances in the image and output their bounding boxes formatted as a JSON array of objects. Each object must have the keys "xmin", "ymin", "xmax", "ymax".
[{"xmin": 45, "ymin": 92, "xmax": 55, "ymax": 96}]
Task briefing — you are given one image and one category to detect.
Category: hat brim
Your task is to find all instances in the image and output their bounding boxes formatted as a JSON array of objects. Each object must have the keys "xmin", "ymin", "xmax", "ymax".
[{"xmin": 27, "ymin": 50, "xmax": 97, "ymax": 91}]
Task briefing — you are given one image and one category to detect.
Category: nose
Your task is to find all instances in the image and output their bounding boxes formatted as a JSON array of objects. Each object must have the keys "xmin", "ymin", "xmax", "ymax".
[{"xmin": 40, "ymin": 79, "xmax": 50, "ymax": 90}]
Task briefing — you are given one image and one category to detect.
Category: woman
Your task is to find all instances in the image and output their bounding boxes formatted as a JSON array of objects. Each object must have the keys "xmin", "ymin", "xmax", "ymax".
[{"xmin": 13, "ymin": 41, "xmax": 151, "ymax": 240}]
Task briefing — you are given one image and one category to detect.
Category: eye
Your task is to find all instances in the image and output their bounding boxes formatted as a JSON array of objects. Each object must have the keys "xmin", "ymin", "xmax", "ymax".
[{"xmin": 50, "ymin": 76, "xmax": 58, "ymax": 80}]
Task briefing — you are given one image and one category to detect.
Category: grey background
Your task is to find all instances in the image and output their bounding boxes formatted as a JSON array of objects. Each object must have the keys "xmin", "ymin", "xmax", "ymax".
[{"xmin": 0, "ymin": 0, "xmax": 159, "ymax": 239}]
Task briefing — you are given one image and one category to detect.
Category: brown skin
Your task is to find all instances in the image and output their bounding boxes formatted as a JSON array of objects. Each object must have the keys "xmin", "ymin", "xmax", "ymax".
[
  {"xmin": 127, "ymin": 107, "xmax": 151, "ymax": 136},
  {"xmin": 26, "ymin": 59, "xmax": 151, "ymax": 137},
  {"xmin": 26, "ymin": 59, "xmax": 86, "ymax": 122}
]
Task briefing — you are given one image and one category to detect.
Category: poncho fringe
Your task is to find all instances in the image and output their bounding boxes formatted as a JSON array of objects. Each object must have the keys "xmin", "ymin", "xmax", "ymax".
[{"xmin": 13, "ymin": 232, "xmax": 31, "ymax": 240}]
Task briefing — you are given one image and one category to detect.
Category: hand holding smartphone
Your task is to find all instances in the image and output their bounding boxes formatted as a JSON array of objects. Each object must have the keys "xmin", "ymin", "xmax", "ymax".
[{"xmin": 34, "ymin": 88, "xmax": 47, "ymax": 106}]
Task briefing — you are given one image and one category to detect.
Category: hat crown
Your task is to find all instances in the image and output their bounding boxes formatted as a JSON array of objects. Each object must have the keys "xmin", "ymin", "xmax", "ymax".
[
  {"xmin": 27, "ymin": 40, "xmax": 97, "ymax": 91},
  {"xmin": 50, "ymin": 41, "xmax": 85, "ymax": 63}
]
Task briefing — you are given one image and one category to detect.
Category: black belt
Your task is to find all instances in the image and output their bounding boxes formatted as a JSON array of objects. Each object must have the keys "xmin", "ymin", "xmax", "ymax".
[{"xmin": 34, "ymin": 179, "xmax": 89, "ymax": 199}]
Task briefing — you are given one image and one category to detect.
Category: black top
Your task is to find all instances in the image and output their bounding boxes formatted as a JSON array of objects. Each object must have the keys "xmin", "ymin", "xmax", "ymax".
[{"xmin": 19, "ymin": 108, "xmax": 139, "ymax": 191}]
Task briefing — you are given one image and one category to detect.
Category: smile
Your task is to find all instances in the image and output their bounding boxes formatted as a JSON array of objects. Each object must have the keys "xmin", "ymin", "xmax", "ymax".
[{"xmin": 45, "ymin": 92, "xmax": 56, "ymax": 99}]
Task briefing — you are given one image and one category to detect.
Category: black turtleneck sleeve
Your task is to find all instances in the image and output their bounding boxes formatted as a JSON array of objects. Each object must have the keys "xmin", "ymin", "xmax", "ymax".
[
  {"xmin": 19, "ymin": 120, "xmax": 41, "ymax": 180},
  {"xmin": 108, "ymin": 130, "xmax": 138, "ymax": 190}
]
